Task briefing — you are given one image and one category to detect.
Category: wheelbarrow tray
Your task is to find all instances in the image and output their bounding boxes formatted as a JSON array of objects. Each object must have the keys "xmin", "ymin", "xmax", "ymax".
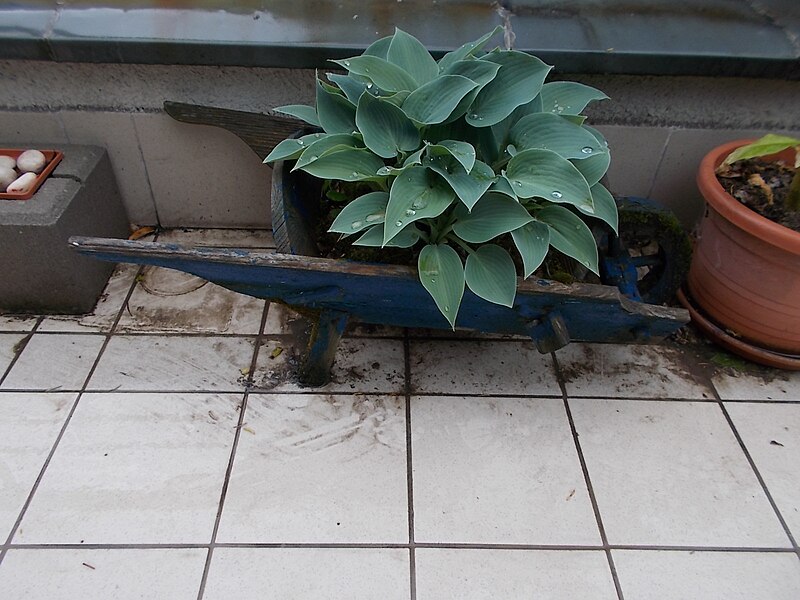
[
  {"xmin": 69, "ymin": 235, "xmax": 688, "ymax": 385},
  {"xmin": 69, "ymin": 101, "xmax": 688, "ymax": 385}
]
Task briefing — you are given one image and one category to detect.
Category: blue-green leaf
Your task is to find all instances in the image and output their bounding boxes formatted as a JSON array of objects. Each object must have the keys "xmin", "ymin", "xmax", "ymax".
[
  {"xmin": 293, "ymin": 134, "xmax": 362, "ymax": 170},
  {"xmin": 326, "ymin": 73, "xmax": 367, "ymax": 105},
  {"xmin": 437, "ymin": 26, "xmax": 502, "ymax": 72},
  {"xmin": 364, "ymin": 36, "xmax": 392, "ymax": 59},
  {"xmin": 328, "ymin": 192, "xmax": 389, "ymax": 234},
  {"xmin": 490, "ymin": 96, "xmax": 545, "ymax": 150},
  {"xmin": 384, "ymin": 166, "xmax": 455, "ymax": 245},
  {"xmin": 466, "ymin": 51, "xmax": 552, "ymax": 127},
  {"xmin": 505, "ymin": 148, "xmax": 594, "ymax": 214},
  {"xmin": 588, "ymin": 183, "xmax": 619, "ymax": 234},
  {"xmin": 540, "ymin": 82, "xmax": 608, "ymax": 115},
  {"xmin": 273, "ymin": 104, "xmax": 320, "ymax": 127},
  {"xmin": 571, "ymin": 151, "xmax": 610, "ymax": 187},
  {"xmin": 354, "ymin": 223, "xmax": 421, "ymax": 247},
  {"xmin": 356, "ymin": 93, "xmax": 420, "ymax": 159},
  {"xmin": 263, "ymin": 132, "xmax": 326, "ymax": 164},
  {"xmin": 316, "ymin": 79, "xmax": 356, "ymax": 134},
  {"xmin": 488, "ymin": 176, "xmax": 518, "ymax": 199},
  {"xmin": 537, "ymin": 204, "xmax": 599, "ymax": 274},
  {"xmin": 439, "ymin": 60, "xmax": 503, "ymax": 124},
  {"xmin": 511, "ymin": 220, "xmax": 550, "ymax": 277},
  {"xmin": 452, "ymin": 192, "xmax": 533, "ymax": 242},
  {"xmin": 441, "ymin": 59, "xmax": 501, "ymax": 86},
  {"xmin": 402, "ymin": 75, "xmax": 478, "ymax": 124},
  {"xmin": 387, "ymin": 28, "xmax": 438, "ymax": 85},
  {"xmin": 465, "ymin": 245, "xmax": 517, "ymax": 307},
  {"xmin": 510, "ymin": 113, "xmax": 605, "ymax": 159},
  {"xmin": 427, "ymin": 157, "xmax": 495, "ymax": 211},
  {"xmin": 299, "ymin": 148, "xmax": 384, "ymax": 181},
  {"xmin": 332, "ymin": 56, "xmax": 418, "ymax": 93},
  {"xmin": 418, "ymin": 244, "xmax": 465, "ymax": 329},
  {"xmin": 429, "ymin": 140, "xmax": 476, "ymax": 173}
]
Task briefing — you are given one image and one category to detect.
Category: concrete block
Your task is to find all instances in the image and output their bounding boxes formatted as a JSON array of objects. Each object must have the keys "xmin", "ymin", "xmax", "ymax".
[
  {"xmin": 0, "ymin": 145, "xmax": 130, "ymax": 313},
  {"xmin": 596, "ymin": 125, "xmax": 670, "ymax": 198}
]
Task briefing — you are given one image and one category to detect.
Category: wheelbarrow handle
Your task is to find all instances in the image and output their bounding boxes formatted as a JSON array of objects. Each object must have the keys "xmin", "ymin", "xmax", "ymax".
[{"xmin": 163, "ymin": 101, "xmax": 305, "ymax": 161}]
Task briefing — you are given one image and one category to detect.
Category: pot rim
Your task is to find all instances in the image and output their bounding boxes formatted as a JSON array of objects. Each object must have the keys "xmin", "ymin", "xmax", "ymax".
[{"xmin": 697, "ymin": 139, "xmax": 800, "ymax": 255}]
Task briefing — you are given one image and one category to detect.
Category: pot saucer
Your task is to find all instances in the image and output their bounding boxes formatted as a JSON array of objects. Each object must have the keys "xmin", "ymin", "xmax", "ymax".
[{"xmin": 677, "ymin": 288, "xmax": 800, "ymax": 370}]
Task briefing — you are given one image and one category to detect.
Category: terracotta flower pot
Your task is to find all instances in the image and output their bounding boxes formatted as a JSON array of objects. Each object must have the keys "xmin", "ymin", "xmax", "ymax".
[{"xmin": 686, "ymin": 139, "xmax": 800, "ymax": 361}]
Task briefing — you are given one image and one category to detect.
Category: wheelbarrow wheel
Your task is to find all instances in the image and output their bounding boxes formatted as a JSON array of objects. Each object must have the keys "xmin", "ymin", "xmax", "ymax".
[{"xmin": 601, "ymin": 197, "xmax": 692, "ymax": 305}]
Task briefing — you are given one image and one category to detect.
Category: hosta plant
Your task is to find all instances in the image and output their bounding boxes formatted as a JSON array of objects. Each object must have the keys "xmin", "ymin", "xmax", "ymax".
[{"xmin": 265, "ymin": 27, "xmax": 617, "ymax": 328}]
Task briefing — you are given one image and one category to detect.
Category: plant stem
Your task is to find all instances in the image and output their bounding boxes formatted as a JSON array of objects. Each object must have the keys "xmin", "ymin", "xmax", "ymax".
[
  {"xmin": 491, "ymin": 154, "xmax": 512, "ymax": 172},
  {"xmin": 447, "ymin": 234, "xmax": 476, "ymax": 256}
]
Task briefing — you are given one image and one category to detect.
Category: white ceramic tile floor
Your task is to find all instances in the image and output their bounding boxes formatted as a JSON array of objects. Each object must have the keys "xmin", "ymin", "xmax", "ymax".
[
  {"xmin": 713, "ymin": 369, "xmax": 800, "ymax": 401},
  {"xmin": 0, "ymin": 393, "xmax": 77, "ymax": 540},
  {"xmin": 202, "ymin": 548, "xmax": 411, "ymax": 600},
  {"xmin": 217, "ymin": 393, "xmax": 409, "ymax": 543},
  {"xmin": 725, "ymin": 403, "xmax": 800, "ymax": 538},
  {"xmin": 13, "ymin": 393, "xmax": 240, "ymax": 544},
  {"xmin": 88, "ymin": 335, "xmax": 255, "ymax": 391},
  {"xmin": 612, "ymin": 550, "xmax": 800, "ymax": 600},
  {"xmin": 412, "ymin": 396, "xmax": 600, "ymax": 545},
  {"xmin": 1, "ymin": 334, "xmax": 106, "ymax": 391},
  {"xmin": 569, "ymin": 399, "xmax": 790, "ymax": 547},
  {"xmin": 409, "ymin": 340, "xmax": 561, "ymax": 396},
  {"xmin": 1, "ymin": 229, "xmax": 799, "ymax": 600},
  {"xmin": 556, "ymin": 343, "xmax": 713, "ymax": 399},
  {"xmin": 0, "ymin": 333, "xmax": 25, "ymax": 375},
  {"xmin": 415, "ymin": 549, "xmax": 618, "ymax": 599},
  {"xmin": 0, "ymin": 548, "xmax": 207, "ymax": 600}
]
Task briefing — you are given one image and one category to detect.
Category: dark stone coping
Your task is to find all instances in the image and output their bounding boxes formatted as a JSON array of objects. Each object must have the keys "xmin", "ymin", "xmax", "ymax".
[{"xmin": 2, "ymin": 0, "xmax": 799, "ymax": 79}]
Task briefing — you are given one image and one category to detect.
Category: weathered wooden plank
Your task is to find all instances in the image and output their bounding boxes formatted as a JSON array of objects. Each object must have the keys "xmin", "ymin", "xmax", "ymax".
[
  {"xmin": 69, "ymin": 237, "xmax": 689, "ymax": 346},
  {"xmin": 163, "ymin": 101, "xmax": 304, "ymax": 160}
]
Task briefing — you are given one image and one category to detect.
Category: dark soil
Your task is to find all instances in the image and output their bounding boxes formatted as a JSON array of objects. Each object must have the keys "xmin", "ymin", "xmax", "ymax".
[{"xmin": 716, "ymin": 158, "xmax": 800, "ymax": 232}]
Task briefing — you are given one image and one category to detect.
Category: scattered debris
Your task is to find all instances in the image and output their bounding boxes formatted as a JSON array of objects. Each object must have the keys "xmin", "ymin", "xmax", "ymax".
[
  {"xmin": 770, "ymin": 440, "xmax": 785, "ymax": 447},
  {"xmin": 240, "ymin": 367, "xmax": 250, "ymax": 376},
  {"xmin": 270, "ymin": 346, "xmax": 284, "ymax": 360},
  {"xmin": 208, "ymin": 410, "xmax": 219, "ymax": 422},
  {"xmin": 82, "ymin": 562, "xmax": 96, "ymax": 570},
  {"xmin": 243, "ymin": 426, "xmax": 256, "ymax": 435},
  {"xmin": 128, "ymin": 226, "xmax": 157, "ymax": 241},
  {"xmin": 566, "ymin": 489, "xmax": 576, "ymax": 501}
]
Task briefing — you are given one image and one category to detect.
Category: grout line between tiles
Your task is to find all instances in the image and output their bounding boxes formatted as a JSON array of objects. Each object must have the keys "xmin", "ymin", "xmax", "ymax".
[
  {"xmin": 6, "ymin": 542, "xmax": 797, "ymax": 552},
  {"xmin": 552, "ymin": 352, "xmax": 626, "ymax": 600},
  {"xmin": 0, "ymin": 271, "xmax": 141, "ymax": 566},
  {"xmin": 0, "ymin": 319, "xmax": 42, "ymax": 387},
  {"xmin": 195, "ymin": 302, "xmax": 269, "ymax": 600},
  {"xmin": 403, "ymin": 330, "xmax": 416, "ymax": 600}
]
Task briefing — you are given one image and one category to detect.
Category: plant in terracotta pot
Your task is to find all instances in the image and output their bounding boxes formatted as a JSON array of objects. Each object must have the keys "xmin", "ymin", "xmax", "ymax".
[
  {"xmin": 682, "ymin": 134, "xmax": 800, "ymax": 368},
  {"xmin": 264, "ymin": 27, "xmax": 618, "ymax": 328}
]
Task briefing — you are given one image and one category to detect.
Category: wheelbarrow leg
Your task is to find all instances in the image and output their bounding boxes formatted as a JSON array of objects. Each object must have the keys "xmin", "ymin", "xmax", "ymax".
[{"xmin": 298, "ymin": 309, "xmax": 350, "ymax": 387}]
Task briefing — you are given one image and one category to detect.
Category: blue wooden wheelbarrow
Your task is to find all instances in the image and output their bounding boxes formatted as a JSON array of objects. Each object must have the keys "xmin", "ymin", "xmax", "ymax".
[{"xmin": 70, "ymin": 102, "xmax": 690, "ymax": 386}]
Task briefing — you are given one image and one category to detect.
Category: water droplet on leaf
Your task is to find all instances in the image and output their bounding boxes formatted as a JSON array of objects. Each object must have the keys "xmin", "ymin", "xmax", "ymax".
[
  {"xmin": 351, "ymin": 220, "xmax": 363, "ymax": 229},
  {"xmin": 551, "ymin": 191, "xmax": 563, "ymax": 199},
  {"xmin": 405, "ymin": 209, "xmax": 416, "ymax": 216},
  {"xmin": 365, "ymin": 212, "xmax": 384, "ymax": 223},
  {"xmin": 395, "ymin": 220, "xmax": 403, "ymax": 227},
  {"xmin": 581, "ymin": 146, "xmax": 593, "ymax": 154}
]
